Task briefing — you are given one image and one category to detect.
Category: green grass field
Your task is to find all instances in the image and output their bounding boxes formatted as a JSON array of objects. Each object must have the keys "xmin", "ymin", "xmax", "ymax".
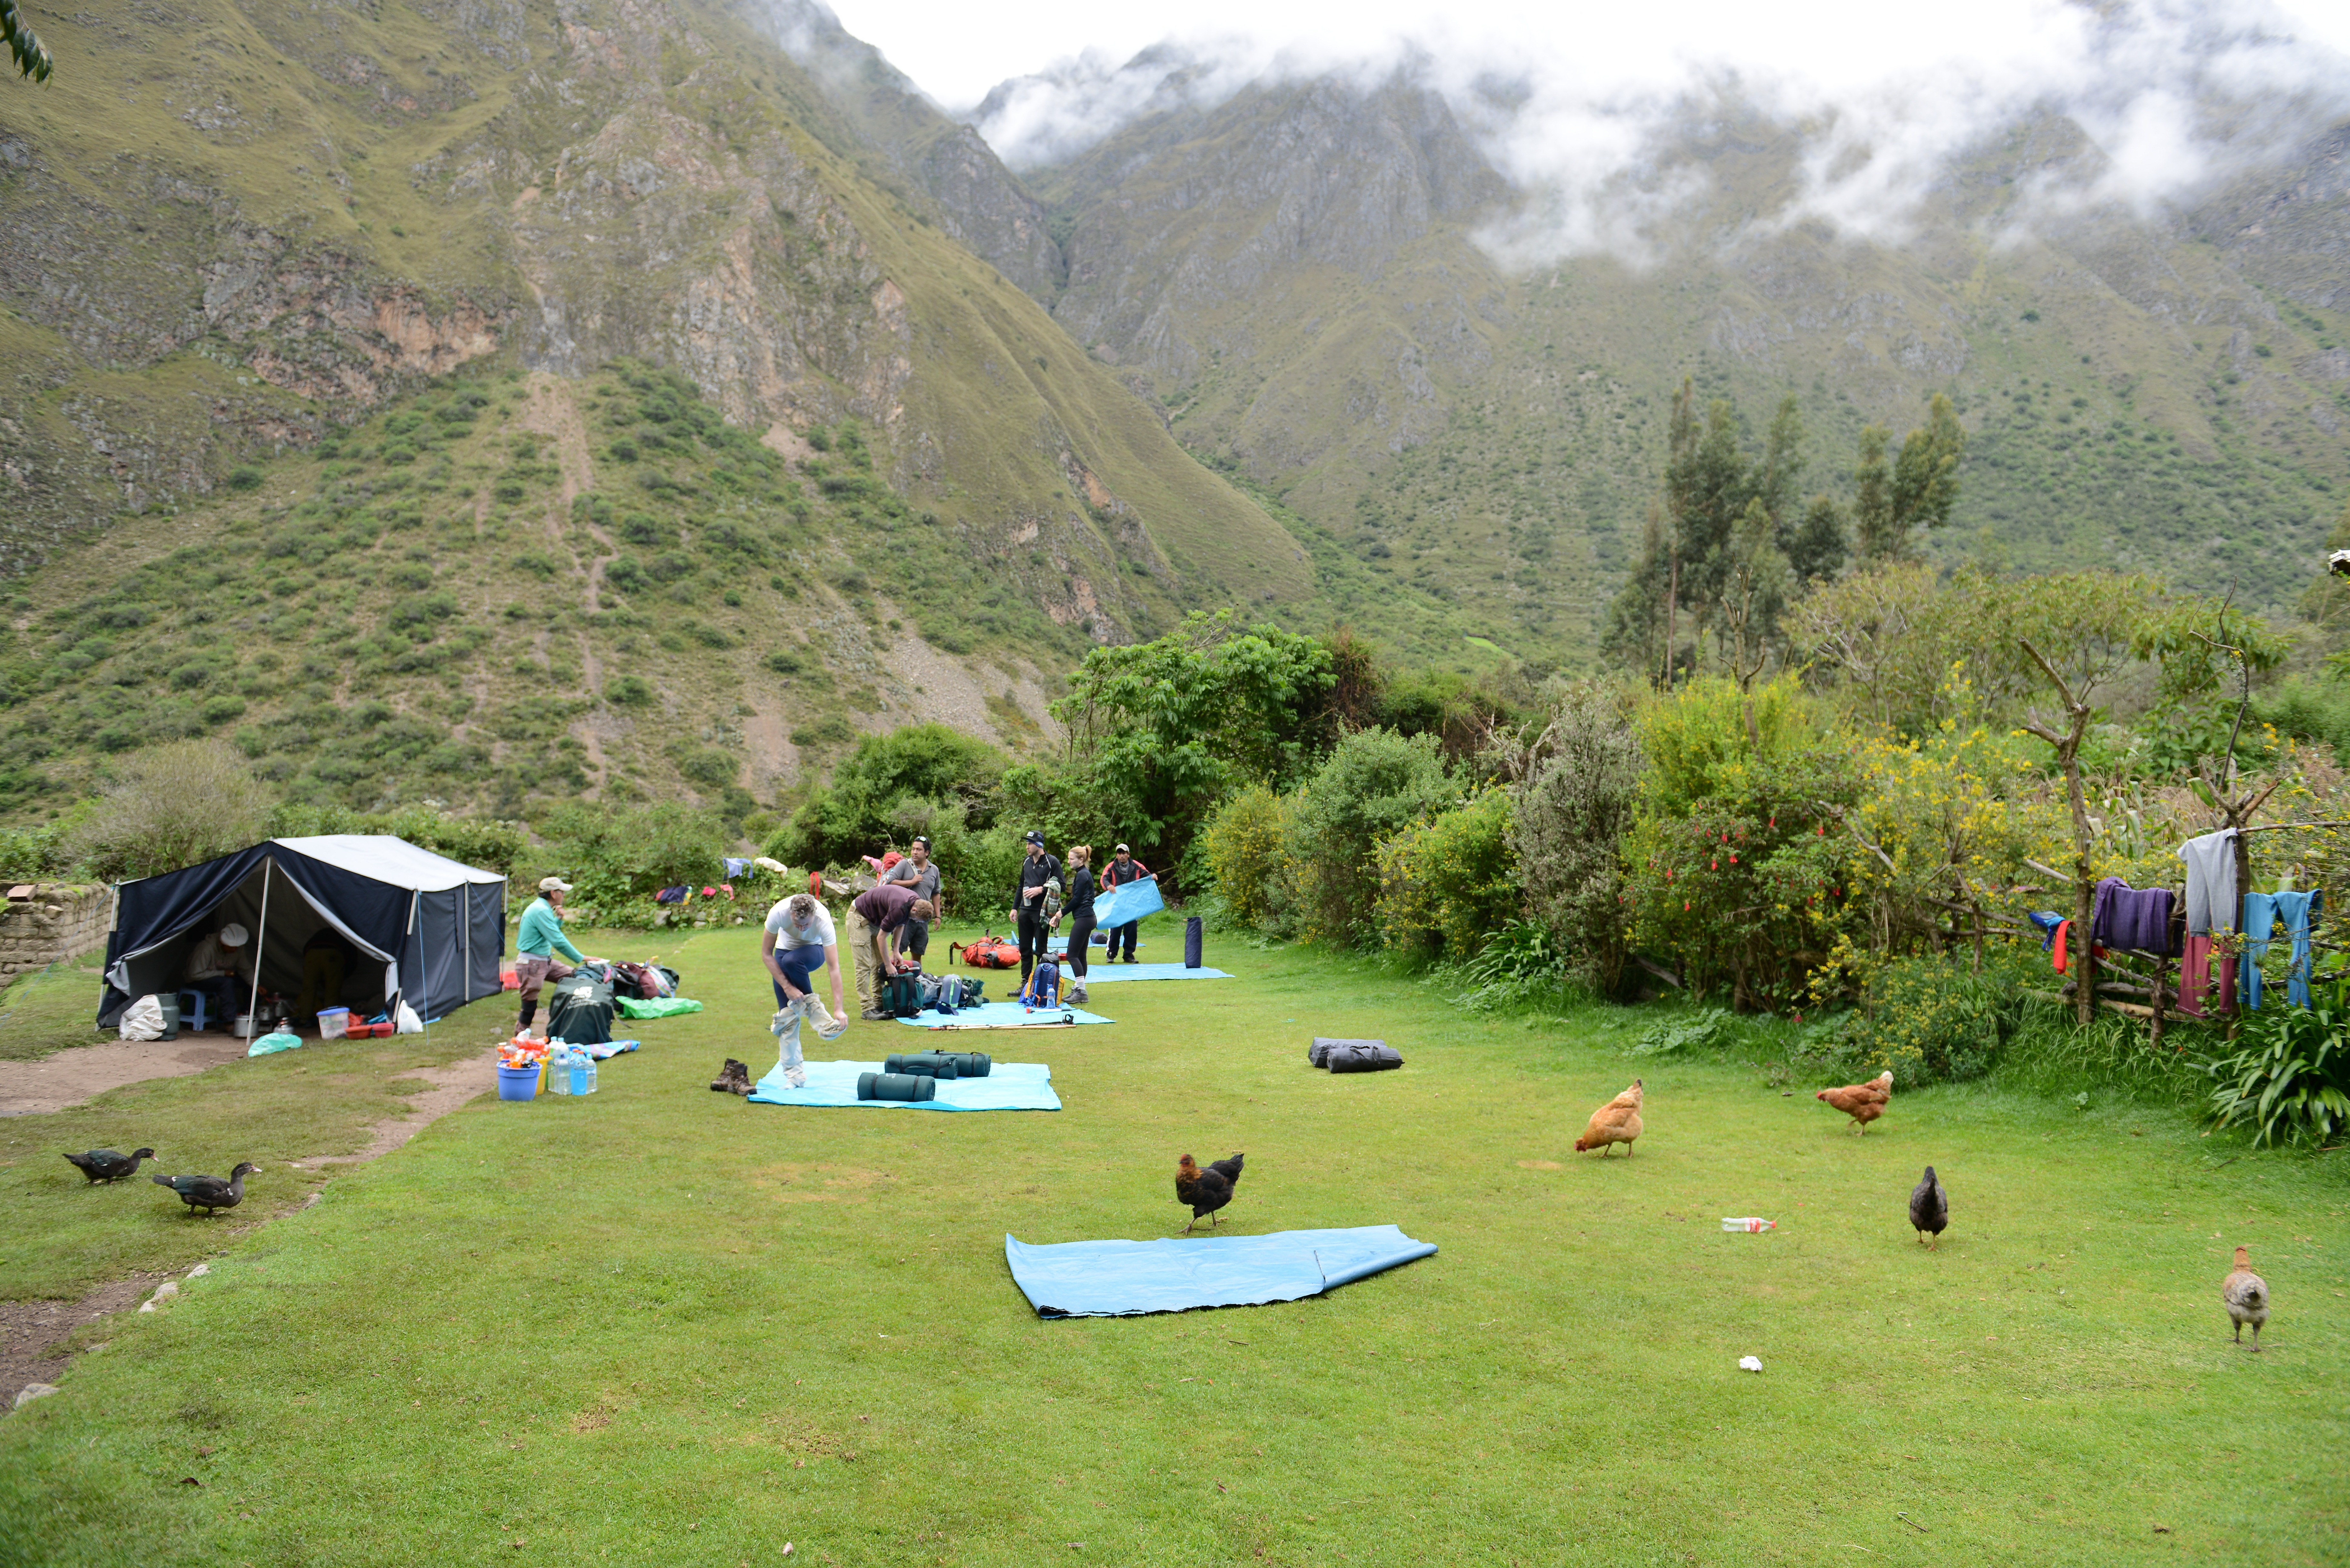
[{"xmin": 1, "ymin": 921, "xmax": 2345, "ymax": 1565}]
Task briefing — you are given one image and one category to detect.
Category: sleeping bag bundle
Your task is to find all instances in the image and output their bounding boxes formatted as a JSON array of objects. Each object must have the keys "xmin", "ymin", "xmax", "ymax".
[
  {"xmin": 856, "ymin": 1071, "xmax": 937, "ymax": 1102},
  {"xmin": 883, "ymin": 1050, "xmax": 993, "ymax": 1080},
  {"xmin": 1308, "ymin": 1037, "xmax": 1403, "ymax": 1073}
]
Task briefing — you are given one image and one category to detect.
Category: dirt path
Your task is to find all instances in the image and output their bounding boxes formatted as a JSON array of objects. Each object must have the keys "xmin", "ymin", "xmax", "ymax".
[
  {"xmin": 517, "ymin": 372, "xmax": 615, "ymax": 791},
  {"xmin": 0, "ymin": 1036, "xmax": 253, "ymax": 1118},
  {"xmin": 289, "ymin": 1052, "xmax": 500, "ymax": 1168}
]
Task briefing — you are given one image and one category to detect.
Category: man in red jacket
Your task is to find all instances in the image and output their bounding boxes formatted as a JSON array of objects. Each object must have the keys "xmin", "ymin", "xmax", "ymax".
[{"xmin": 1099, "ymin": 842, "xmax": 1149, "ymax": 963}]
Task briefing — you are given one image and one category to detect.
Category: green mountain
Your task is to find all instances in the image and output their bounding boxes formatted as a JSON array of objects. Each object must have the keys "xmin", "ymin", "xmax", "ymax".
[{"xmin": 997, "ymin": 80, "xmax": 2349, "ymax": 662}]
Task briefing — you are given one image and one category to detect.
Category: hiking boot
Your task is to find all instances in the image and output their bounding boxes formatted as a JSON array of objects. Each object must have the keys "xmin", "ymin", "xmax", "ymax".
[
  {"xmin": 1069, "ymin": 984, "xmax": 1088, "ymax": 1005},
  {"xmin": 861, "ymin": 1007, "xmax": 889, "ymax": 1021}
]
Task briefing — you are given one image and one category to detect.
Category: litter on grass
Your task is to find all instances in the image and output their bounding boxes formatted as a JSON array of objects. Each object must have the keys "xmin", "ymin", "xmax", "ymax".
[
  {"xmin": 1722, "ymin": 1217, "xmax": 1777, "ymax": 1232},
  {"xmin": 1740, "ymin": 1356, "xmax": 1764, "ymax": 1373}
]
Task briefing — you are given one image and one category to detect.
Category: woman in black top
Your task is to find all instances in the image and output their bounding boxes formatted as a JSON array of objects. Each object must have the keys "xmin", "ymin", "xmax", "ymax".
[{"xmin": 1061, "ymin": 845, "xmax": 1095, "ymax": 1004}]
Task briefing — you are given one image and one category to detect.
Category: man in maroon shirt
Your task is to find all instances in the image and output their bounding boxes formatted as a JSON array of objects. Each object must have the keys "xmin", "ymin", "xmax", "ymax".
[{"xmin": 846, "ymin": 882, "xmax": 935, "ymax": 1019}]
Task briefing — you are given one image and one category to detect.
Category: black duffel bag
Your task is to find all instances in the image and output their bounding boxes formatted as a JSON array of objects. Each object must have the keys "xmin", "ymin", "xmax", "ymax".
[
  {"xmin": 1309, "ymin": 1036, "xmax": 1384, "ymax": 1068},
  {"xmin": 1324, "ymin": 1041, "xmax": 1403, "ymax": 1073},
  {"xmin": 856, "ymin": 1071, "xmax": 937, "ymax": 1102},
  {"xmin": 546, "ymin": 973, "xmax": 616, "ymax": 1046}
]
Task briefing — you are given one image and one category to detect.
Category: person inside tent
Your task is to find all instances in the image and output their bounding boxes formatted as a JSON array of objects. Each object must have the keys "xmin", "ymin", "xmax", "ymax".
[
  {"xmin": 181, "ymin": 923, "xmax": 249, "ymax": 1031},
  {"xmin": 515, "ymin": 877, "xmax": 592, "ymax": 1038},
  {"xmin": 296, "ymin": 924, "xmax": 360, "ymax": 1024}
]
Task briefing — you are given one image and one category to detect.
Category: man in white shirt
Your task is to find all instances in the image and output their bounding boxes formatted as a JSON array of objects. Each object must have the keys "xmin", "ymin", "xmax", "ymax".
[
  {"xmin": 762, "ymin": 893, "xmax": 846, "ymax": 1086},
  {"xmin": 181, "ymin": 923, "xmax": 250, "ymax": 1030}
]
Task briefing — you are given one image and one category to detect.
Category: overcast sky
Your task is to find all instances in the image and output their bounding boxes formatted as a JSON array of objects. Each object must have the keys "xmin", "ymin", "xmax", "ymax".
[{"xmin": 825, "ymin": 0, "xmax": 2350, "ymax": 114}]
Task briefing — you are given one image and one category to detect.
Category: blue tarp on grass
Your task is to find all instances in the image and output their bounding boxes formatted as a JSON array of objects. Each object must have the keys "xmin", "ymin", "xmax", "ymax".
[
  {"xmin": 747, "ymin": 1059, "xmax": 1061, "ymax": 1111},
  {"xmin": 895, "ymin": 1001, "xmax": 1113, "ymax": 1029},
  {"xmin": 1004, "ymin": 1225, "xmax": 1437, "ymax": 1317},
  {"xmin": 1067, "ymin": 963, "xmax": 1230, "ymax": 983}
]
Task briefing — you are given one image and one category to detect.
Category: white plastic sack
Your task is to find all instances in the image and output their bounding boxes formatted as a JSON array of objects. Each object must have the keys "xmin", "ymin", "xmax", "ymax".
[
  {"xmin": 394, "ymin": 1002, "xmax": 423, "ymax": 1035},
  {"xmin": 118, "ymin": 994, "xmax": 166, "ymax": 1041}
]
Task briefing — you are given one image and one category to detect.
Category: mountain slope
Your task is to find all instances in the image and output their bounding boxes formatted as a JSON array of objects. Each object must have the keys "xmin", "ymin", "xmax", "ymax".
[
  {"xmin": 1002, "ymin": 69, "xmax": 2350, "ymax": 660},
  {"xmin": 0, "ymin": 0, "xmax": 1320, "ymax": 639}
]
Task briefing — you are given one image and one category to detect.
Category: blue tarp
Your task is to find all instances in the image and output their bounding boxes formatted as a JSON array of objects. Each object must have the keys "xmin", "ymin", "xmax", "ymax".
[
  {"xmin": 1090, "ymin": 874, "xmax": 1164, "ymax": 929},
  {"xmin": 894, "ymin": 1001, "xmax": 1112, "ymax": 1029},
  {"xmin": 1070, "ymin": 963, "xmax": 1230, "ymax": 983},
  {"xmin": 747, "ymin": 1058, "xmax": 1061, "ymax": 1111},
  {"xmin": 1004, "ymin": 1225, "xmax": 1438, "ymax": 1318}
]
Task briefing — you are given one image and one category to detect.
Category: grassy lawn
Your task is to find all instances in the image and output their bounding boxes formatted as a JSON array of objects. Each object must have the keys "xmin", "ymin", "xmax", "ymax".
[
  {"xmin": 0, "ymin": 917, "xmax": 2344, "ymax": 1565},
  {"xmin": 0, "ymin": 955, "xmax": 113, "ymax": 1063}
]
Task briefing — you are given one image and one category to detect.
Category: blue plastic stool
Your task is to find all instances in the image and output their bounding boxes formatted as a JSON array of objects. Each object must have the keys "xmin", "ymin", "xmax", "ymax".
[{"xmin": 178, "ymin": 989, "xmax": 210, "ymax": 1033}]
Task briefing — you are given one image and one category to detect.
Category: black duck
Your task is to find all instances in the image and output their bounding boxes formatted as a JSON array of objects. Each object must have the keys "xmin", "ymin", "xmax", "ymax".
[
  {"xmin": 63, "ymin": 1147, "xmax": 156, "ymax": 1184},
  {"xmin": 152, "ymin": 1162, "xmax": 260, "ymax": 1216}
]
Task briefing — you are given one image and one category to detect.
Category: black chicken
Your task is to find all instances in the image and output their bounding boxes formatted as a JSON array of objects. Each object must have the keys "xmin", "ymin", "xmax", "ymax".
[
  {"xmin": 1175, "ymin": 1152, "xmax": 1245, "ymax": 1233},
  {"xmin": 1909, "ymin": 1165, "xmax": 1948, "ymax": 1250},
  {"xmin": 63, "ymin": 1147, "xmax": 155, "ymax": 1184},
  {"xmin": 153, "ymin": 1163, "xmax": 260, "ymax": 1216}
]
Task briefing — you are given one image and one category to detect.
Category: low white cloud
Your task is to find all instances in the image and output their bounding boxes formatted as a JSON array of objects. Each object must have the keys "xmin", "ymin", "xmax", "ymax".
[{"xmin": 828, "ymin": 0, "xmax": 2350, "ymax": 268}]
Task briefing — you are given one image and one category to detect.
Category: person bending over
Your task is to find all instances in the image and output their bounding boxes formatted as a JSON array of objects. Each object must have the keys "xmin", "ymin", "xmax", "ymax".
[
  {"xmin": 762, "ymin": 892, "xmax": 846, "ymax": 1087},
  {"xmin": 515, "ymin": 877, "xmax": 594, "ymax": 1037},
  {"xmin": 883, "ymin": 836, "xmax": 942, "ymax": 966},
  {"xmin": 1012, "ymin": 830, "xmax": 1061, "ymax": 982},
  {"xmin": 1099, "ymin": 842, "xmax": 1150, "ymax": 962},
  {"xmin": 1061, "ymin": 844, "xmax": 1095, "ymax": 1005},
  {"xmin": 846, "ymin": 882, "xmax": 935, "ymax": 1019}
]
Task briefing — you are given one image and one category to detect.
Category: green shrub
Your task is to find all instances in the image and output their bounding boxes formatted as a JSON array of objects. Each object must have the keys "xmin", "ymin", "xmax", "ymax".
[
  {"xmin": 1511, "ymin": 680, "xmax": 1645, "ymax": 994},
  {"xmin": 2200, "ymin": 980, "xmax": 2350, "ymax": 1146},
  {"xmin": 1201, "ymin": 783, "xmax": 1292, "ymax": 932},
  {"xmin": 226, "ymin": 466, "xmax": 264, "ymax": 492},
  {"xmin": 1831, "ymin": 948, "xmax": 2038, "ymax": 1085},
  {"xmin": 1280, "ymin": 727, "xmax": 1457, "ymax": 947},
  {"xmin": 774, "ymin": 724, "xmax": 1005, "ymax": 870},
  {"xmin": 67, "ymin": 738, "xmax": 275, "ymax": 880},
  {"xmin": 536, "ymin": 800, "xmax": 728, "ymax": 914},
  {"xmin": 1374, "ymin": 785, "xmax": 1517, "ymax": 959},
  {"xmin": 605, "ymin": 674, "xmax": 652, "ymax": 706}
]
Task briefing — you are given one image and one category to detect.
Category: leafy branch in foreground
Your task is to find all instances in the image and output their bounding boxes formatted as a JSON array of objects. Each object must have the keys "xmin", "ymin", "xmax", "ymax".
[{"xmin": 3, "ymin": 0, "xmax": 50, "ymax": 82}]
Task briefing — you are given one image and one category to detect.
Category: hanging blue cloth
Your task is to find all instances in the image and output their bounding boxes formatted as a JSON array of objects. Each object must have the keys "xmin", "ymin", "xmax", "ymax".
[
  {"xmin": 722, "ymin": 857, "xmax": 753, "ymax": 879},
  {"xmin": 2026, "ymin": 911, "xmax": 2066, "ymax": 949},
  {"xmin": 2240, "ymin": 893, "xmax": 2276, "ymax": 1010},
  {"xmin": 2275, "ymin": 889, "xmax": 2322, "ymax": 1007}
]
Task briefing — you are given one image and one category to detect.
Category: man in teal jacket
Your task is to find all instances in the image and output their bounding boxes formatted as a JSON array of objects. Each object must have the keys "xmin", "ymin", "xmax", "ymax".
[{"xmin": 516, "ymin": 876, "xmax": 593, "ymax": 1036}]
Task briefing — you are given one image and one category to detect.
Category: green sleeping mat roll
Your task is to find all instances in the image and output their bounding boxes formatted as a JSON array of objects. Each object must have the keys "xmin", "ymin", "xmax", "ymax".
[
  {"xmin": 857, "ymin": 1071, "xmax": 937, "ymax": 1101},
  {"xmin": 884, "ymin": 1051, "xmax": 992, "ymax": 1079}
]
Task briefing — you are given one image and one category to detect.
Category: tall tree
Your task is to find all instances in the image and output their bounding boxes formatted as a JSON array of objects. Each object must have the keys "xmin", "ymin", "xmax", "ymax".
[{"xmin": 1855, "ymin": 392, "xmax": 1967, "ymax": 561}]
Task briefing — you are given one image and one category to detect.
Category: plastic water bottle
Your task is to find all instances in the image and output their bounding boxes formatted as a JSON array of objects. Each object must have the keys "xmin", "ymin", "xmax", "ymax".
[{"xmin": 1721, "ymin": 1217, "xmax": 1777, "ymax": 1233}]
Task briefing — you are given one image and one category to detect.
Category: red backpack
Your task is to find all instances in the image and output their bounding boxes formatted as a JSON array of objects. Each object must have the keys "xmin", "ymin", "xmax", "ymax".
[{"xmin": 952, "ymin": 934, "xmax": 1022, "ymax": 969}]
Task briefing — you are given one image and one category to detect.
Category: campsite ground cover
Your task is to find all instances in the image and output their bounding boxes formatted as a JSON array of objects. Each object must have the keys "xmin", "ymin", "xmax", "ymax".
[{"xmin": 0, "ymin": 919, "xmax": 2345, "ymax": 1566}]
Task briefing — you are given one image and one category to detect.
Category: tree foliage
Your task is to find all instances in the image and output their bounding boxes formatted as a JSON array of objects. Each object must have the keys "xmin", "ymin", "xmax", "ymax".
[
  {"xmin": 68, "ymin": 739, "xmax": 274, "ymax": 881},
  {"xmin": 3, "ymin": 0, "xmax": 50, "ymax": 83}
]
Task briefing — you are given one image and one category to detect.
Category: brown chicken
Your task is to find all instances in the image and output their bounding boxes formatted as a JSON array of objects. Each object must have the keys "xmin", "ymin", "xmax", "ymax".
[
  {"xmin": 1574, "ymin": 1079, "xmax": 1643, "ymax": 1156},
  {"xmin": 2222, "ymin": 1246, "xmax": 2270, "ymax": 1351},
  {"xmin": 1816, "ymin": 1071, "xmax": 1893, "ymax": 1134}
]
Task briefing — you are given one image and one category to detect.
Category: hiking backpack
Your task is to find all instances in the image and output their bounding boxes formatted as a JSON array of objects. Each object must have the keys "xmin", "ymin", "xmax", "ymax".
[
  {"xmin": 883, "ymin": 972, "xmax": 923, "ymax": 1019},
  {"xmin": 953, "ymin": 933, "xmax": 1022, "ymax": 969}
]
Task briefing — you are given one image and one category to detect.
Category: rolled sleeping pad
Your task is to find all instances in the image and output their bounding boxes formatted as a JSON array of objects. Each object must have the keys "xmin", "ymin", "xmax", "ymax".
[
  {"xmin": 883, "ymin": 1052, "xmax": 961, "ymax": 1080},
  {"xmin": 933, "ymin": 1050, "xmax": 990, "ymax": 1078},
  {"xmin": 1184, "ymin": 915, "xmax": 1203, "ymax": 969},
  {"xmin": 1326, "ymin": 1043, "xmax": 1404, "ymax": 1073},
  {"xmin": 856, "ymin": 1071, "xmax": 937, "ymax": 1102},
  {"xmin": 1310, "ymin": 1036, "xmax": 1385, "ymax": 1068}
]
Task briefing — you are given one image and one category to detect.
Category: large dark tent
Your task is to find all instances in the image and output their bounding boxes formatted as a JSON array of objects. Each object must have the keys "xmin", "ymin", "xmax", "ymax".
[{"xmin": 98, "ymin": 836, "xmax": 506, "ymax": 1029}]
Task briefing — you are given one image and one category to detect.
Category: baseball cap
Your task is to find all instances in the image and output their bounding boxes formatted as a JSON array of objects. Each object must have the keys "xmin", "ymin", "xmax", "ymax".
[
  {"xmin": 1024, "ymin": 829, "xmax": 1044, "ymax": 845},
  {"xmin": 539, "ymin": 876, "xmax": 573, "ymax": 893},
  {"xmin": 220, "ymin": 923, "xmax": 249, "ymax": 946},
  {"xmin": 1115, "ymin": 842, "xmax": 1130, "ymax": 853}
]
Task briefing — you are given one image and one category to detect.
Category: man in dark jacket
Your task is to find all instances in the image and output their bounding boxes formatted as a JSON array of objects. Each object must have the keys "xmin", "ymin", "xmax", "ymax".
[
  {"xmin": 1099, "ymin": 842, "xmax": 1150, "ymax": 963},
  {"xmin": 1012, "ymin": 829, "xmax": 1061, "ymax": 983}
]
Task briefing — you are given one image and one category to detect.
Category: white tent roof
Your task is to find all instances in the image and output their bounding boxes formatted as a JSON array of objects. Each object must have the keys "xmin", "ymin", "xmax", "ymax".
[{"xmin": 271, "ymin": 835, "xmax": 506, "ymax": 892}]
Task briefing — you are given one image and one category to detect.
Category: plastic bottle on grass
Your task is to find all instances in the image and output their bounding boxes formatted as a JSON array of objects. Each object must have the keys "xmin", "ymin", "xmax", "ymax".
[{"xmin": 1721, "ymin": 1217, "xmax": 1777, "ymax": 1233}]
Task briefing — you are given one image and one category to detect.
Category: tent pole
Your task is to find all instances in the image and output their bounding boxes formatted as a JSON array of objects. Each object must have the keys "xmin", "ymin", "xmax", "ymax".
[{"xmin": 246, "ymin": 858, "xmax": 273, "ymax": 1037}]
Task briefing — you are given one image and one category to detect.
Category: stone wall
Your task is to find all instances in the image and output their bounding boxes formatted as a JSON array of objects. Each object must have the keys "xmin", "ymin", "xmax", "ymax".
[{"xmin": 0, "ymin": 883, "xmax": 116, "ymax": 983}]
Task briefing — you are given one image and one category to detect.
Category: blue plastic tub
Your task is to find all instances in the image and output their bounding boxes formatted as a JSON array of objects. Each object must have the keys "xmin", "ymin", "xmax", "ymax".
[{"xmin": 496, "ymin": 1063, "xmax": 541, "ymax": 1102}]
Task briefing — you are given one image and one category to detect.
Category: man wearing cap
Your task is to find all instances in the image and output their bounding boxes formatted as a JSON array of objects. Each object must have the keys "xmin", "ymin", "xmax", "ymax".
[
  {"xmin": 515, "ymin": 877, "xmax": 590, "ymax": 1037},
  {"xmin": 882, "ymin": 836, "xmax": 942, "ymax": 967},
  {"xmin": 1011, "ymin": 830, "xmax": 1062, "ymax": 983},
  {"xmin": 182, "ymin": 923, "xmax": 250, "ymax": 1030},
  {"xmin": 1099, "ymin": 842, "xmax": 1150, "ymax": 963}
]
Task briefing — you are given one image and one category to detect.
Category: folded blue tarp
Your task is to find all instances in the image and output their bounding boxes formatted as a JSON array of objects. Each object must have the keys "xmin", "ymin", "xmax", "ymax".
[
  {"xmin": 1069, "ymin": 963, "xmax": 1230, "ymax": 983},
  {"xmin": 1090, "ymin": 874, "xmax": 1164, "ymax": 929},
  {"xmin": 1004, "ymin": 1225, "xmax": 1437, "ymax": 1318},
  {"xmin": 896, "ymin": 1000, "xmax": 1112, "ymax": 1029},
  {"xmin": 747, "ymin": 1058, "xmax": 1061, "ymax": 1111}
]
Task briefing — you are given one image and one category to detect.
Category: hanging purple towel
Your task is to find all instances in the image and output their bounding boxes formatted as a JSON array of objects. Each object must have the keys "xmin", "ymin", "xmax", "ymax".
[{"xmin": 2091, "ymin": 878, "xmax": 2175, "ymax": 955}]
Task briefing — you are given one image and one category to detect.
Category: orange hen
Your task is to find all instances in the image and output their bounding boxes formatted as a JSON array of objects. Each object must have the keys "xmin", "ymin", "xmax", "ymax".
[
  {"xmin": 1574, "ymin": 1078, "xmax": 1643, "ymax": 1156},
  {"xmin": 1816, "ymin": 1071, "xmax": 1893, "ymax": 1133}
]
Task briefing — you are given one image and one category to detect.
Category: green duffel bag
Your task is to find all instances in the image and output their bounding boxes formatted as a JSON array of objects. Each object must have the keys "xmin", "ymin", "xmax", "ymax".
[
  {"xmin": 856, "ymin": 1071, "xmax": 936, "ymax": 1102},
  {"xmin": 883, "ymin": 1051, "xmax": 959, "ymax": 1079}
]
